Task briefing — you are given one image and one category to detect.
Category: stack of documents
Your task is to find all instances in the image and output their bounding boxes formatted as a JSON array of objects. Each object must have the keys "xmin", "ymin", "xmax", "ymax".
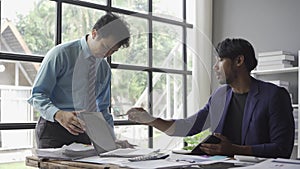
[{"xmin": 34, "ymin": 143, "xmax": 97, "ymax": 160}]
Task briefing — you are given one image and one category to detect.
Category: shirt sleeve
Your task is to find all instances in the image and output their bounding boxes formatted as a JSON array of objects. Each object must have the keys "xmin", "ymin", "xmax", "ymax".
[{"xmin": 27, "ymin": 47, "xmax": 63, "ymax": 122}]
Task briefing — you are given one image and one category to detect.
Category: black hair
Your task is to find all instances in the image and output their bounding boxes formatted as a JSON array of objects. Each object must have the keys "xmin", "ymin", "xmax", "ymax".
[
  {"xmin": 216, "ymin": 38, "xmax": 257, "ymax": 72},
  {"xmin": 93, "ymin": 13, "xmax": 130, "ymax": 48}
]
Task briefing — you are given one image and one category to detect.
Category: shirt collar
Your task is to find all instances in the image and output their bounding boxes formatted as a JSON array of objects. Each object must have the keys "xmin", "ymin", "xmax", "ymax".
[{"xmin": 81, "ymin": 34, "xmax": 93, "ymax": 59}]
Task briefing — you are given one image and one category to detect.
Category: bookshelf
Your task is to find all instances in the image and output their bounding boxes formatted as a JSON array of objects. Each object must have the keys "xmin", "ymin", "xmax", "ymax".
[{"xmin": 251, "ymin": 51, "xmax": 299, "ymax": 158}]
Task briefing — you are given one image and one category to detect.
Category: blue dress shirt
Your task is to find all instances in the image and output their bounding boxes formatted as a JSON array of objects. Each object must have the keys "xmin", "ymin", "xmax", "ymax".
[{"xmin": 28, "ymin": 35, "xmax": 113, "ymax": 128}]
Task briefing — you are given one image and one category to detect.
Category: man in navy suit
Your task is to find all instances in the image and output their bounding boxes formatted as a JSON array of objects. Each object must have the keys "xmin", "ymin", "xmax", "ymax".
[{"xmin": 127, "ymin": 38, "xmax": 294, "ymax": 158}]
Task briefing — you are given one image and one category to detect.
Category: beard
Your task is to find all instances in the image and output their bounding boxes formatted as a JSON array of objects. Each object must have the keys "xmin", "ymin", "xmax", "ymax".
[{"xmin": 217, "ymin": 66, "xmax": 238, "ymax": 85}]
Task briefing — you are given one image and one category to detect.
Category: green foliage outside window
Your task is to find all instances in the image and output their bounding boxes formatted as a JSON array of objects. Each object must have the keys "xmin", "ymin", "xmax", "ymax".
[{"xmin": 14, "ymin": 0, "xmax": 186, "ymax": 119}]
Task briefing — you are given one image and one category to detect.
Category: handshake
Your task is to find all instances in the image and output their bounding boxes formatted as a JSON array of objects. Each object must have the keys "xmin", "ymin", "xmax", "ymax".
[{"xmin": 125, "ymin": 107, "xmax": 156, "ymax": 124}]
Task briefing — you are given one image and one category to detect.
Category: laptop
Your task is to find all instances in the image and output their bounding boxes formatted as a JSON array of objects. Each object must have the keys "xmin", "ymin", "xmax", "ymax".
[
  {"xmin": 79, "ymin": 112, "xmax": 117, "ymax": 154},
  {"xmin": 79, "ymin": 111, "xmax": 158, "ymax": 157}
]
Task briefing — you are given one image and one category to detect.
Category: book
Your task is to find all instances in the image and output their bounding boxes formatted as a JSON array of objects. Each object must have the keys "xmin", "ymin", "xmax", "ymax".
[
  {"xmin": 258, "ymin": 51, "xmax": 291, "ymax": 57},
  {"xmin": 257, "ymin": 55, "xmax": 295, "ymax": 62},
  {"xmin": 256, "ymin": 63, "xmax": 293, "ymax": 70},
  {"xmin": 258, "ymin": 60, "xmax": 291, "ymax": 66}
]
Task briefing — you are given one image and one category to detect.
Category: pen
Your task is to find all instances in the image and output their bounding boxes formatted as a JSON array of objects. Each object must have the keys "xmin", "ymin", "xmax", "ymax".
[
  {"xmin": 175, "ymin": 159, "xmax": 195, "ymax": 163},
  {"xmin": 116, "ymin": 114, "xmax": 128, "ymax": 117}
]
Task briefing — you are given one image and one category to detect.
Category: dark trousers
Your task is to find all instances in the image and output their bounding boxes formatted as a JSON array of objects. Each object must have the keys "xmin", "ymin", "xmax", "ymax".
[{"xmin": 35, "ymin": 117, "xmax": 91, "ymax": 148}]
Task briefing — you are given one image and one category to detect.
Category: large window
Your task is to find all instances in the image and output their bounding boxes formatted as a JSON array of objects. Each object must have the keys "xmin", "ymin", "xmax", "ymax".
[{"xmin": 0, "ymin": 0, "xmax": 194, "ymax": 167}]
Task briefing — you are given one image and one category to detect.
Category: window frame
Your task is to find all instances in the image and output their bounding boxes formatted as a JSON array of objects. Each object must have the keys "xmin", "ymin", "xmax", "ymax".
[{"xmin": 0, "ymin": 0, "xmax": 193, "ymax": 148}]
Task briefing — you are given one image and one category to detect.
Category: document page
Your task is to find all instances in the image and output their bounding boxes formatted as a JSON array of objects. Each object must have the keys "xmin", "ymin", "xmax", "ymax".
[
  {"xmin": 231, "ymin": 158, "xmax": 300, "ymax": 169},
  {"xmin": 100, "ymin": 148, "xmax": 157, "ymax": 157}
]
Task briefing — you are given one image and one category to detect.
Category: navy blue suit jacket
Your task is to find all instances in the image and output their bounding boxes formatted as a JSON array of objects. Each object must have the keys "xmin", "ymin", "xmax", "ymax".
[{"xmin": 174, "ymin": 78, "xmax": 294, "ymax": 158}]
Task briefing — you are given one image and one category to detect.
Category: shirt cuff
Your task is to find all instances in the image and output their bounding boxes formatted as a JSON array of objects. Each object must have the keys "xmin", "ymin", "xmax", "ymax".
[{"xmin": 46, "ymin": 106, "xmax": 60, "ymax": 122}]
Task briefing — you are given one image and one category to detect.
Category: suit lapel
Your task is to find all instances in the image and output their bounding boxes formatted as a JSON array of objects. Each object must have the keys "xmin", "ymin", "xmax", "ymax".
[
  {"xmin": 241, "ymin": 79, "xmax": 259, "ymax": 144},
  {"xmin": 215, "ymin": 88, "xmax": 232, "ymax": 133}
]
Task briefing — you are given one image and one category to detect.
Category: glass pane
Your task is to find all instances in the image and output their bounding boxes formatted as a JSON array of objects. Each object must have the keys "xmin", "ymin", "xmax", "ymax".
[
  {"xmin": 152, "ymin": 73, "xmax": 184, "ymax": 149},
  {"xmin": 187, "ymin": 74, "xmax": 199, "ymax": 113},
  {"xmin": 114, "ymin": 125, "xmax": 149, "ymax": 148},
  {"xmin": 153, "ymin": 128, "xmax": 183, "ymax": 149},
  {"xmin": 187, "ymin": 46, "xmax": 193, "ymax": 71},
  {"xmin": 1, "ymin": 0, "xmax": 55, "ymax": 55},
  {"xmin": 186, "ymin": 28, "xmax": 196, "ymax": 71},
  {"xmin": 111, "ymin": 15, "xmax": 148, "ymax": 66},
  {"xmin": 112, "ymin": 0, "xmax": 148, "ymax": 14},
  {"xmin": 187, "ymin": 75, "xmax": 192, "ymax": 100},
  {"xmin": 186, "ymin": 0, "xmax": 195, "ymax": 25},
  {"xmin": 0, "ymin": 60, "xmax": 40, "ymax": 123},
  {"xmin": 152, "ymin": 73, "xmax": 183, "ymax": 118},
  {"xmin": 153, "ymin": 22, "xmax": 183, "ymax": 70},
  {"xmin": 111, "ymin": 70, "xmax": 148, "ymax": 120},
  {"xmin": 0, "ymin": 129, "xmax": 35, "ymax": 168},
  {"xmin": 153, "ymin": 0, "xmax": 183, "ymax": 21},
  {"xmin": 62, "ymin": 4, "xmax": 105, "ymax": 42},
  {"xmin": 80, "ymin": 0, "xmax": 106, "ymax": 5}
]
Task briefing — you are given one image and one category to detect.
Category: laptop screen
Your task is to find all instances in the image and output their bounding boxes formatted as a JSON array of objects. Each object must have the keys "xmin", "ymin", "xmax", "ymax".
[{"xmin": 79, "ymin": 112, "xmax": 117, "ymax": 154}]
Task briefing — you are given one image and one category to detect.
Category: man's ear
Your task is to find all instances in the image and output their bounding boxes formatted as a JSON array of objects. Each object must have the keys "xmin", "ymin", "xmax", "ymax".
[
  {"xmin": 236, "ymin": 55, "xmax": 245, "ymax": 66},
  {"xmin": 91, "ymin": 29, "xmax": 97, "ymax": 40}
]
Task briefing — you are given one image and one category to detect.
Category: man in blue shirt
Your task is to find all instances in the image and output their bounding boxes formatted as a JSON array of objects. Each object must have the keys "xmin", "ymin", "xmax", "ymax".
[
  {"xmin": 28, "ymin": 13, "xmax": 130, "ymax": 148},
  {"xmin": 127, "ymin": 38, "xmax": 294, "ymax": 158}
]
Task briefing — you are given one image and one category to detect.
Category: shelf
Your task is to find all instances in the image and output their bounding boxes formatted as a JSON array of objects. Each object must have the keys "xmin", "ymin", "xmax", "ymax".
[
  {"xmin": 251, "ymin": 67, "xmax": 298, "ymax": 75},
  {"xmin": 293, "ymin": 104, "xmax": 299, "ymax": 108}
]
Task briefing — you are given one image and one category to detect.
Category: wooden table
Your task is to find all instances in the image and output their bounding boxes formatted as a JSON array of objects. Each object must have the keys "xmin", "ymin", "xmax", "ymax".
[
  {"xmin": 26, "ymin": 156, "xmax": 122, "ymax": 169},
  {"xmin": 26, "ymin": 156, "xmax": 236, "ymax": 169}
]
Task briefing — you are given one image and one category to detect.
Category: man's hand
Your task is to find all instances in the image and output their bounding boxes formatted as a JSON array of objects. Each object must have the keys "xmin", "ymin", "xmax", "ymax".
[
  {"xmin": 54, "ymin": 110, "xmax": 86, "ymax": 135},
  {"xmin": 199, "ymin": 133, "xmax": 235, "ymax": 156},
  {"xmin": 127, "ymin": 107, "xmax": 156, "ymax": 124}
]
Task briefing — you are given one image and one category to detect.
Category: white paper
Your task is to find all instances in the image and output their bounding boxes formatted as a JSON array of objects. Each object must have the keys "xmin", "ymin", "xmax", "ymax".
[
  {"xmin": 34, "ymin": 143, "xmax": 97, "ymax": 160},
  {"xmin": 234, "ymin": 155, "xmax": 267, "ymax": 163},
  {"xmin": 230, "ymin": 158, "xmax": 300, "ymax": 169},
  {"xmin": 75, "ymin": 152, "xmax": 230, "ymax": 169},
  {"xmin": 100, "ymin": 148, "xmax": 157, "ymax": 157},
  {"xmin": 62, "ymin": 143, "xmax": 94, "ymax": 152}
]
